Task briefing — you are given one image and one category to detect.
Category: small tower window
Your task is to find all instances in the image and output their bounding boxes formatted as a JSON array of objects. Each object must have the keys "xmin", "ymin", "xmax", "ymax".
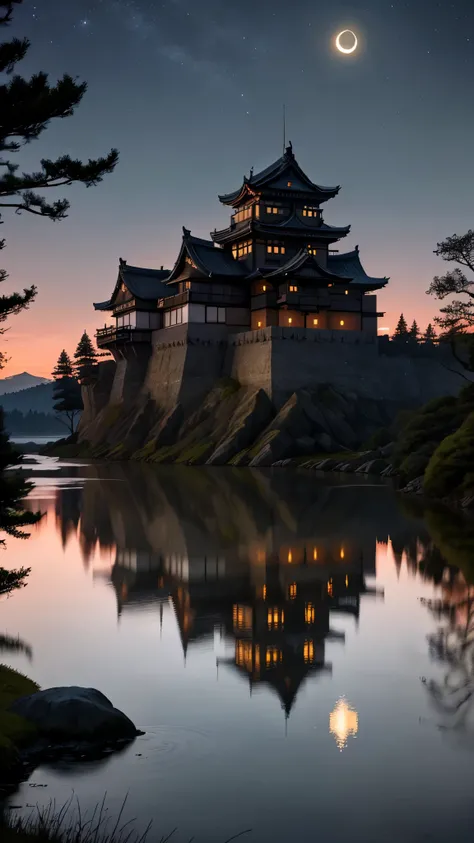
[
  {"xmin": 266, "ymin": 240, "xmax": 285, "ymax": 255},
  {"xmin": 303, "ymin": 206, "xmax": 319, "ymax": 218},
  {"xmin": 305, "ymin": 603, "xmax": 315, "ymax": 624},
  {"xmin": 289, "ymin": 285, "xmax": 298, "ymax": 292},
  {"xmin": 266, "ymin": 206, "xmax": 280, "ymax": 215},
  {"xmin": 340, "ymin": 320, "xmax": 345, "ymax": 327},
  {"xmin": 233, "ymin": 204, "xmax": 253, "ymax": 224},
  {"xmin": 288, "ymin": 317, "xmax": 293, "ymax": 325},
  {"xmin": 304, "ymin": 640, "xmax": 315, "ymax": 664},
  {"xmin": 287, "ymin": 181, "xmax": 292, "ymax": 187},
  {"xmin": 307, "ymin": 245, "xmax": 317, "ymax": 256},
  {"xmin": 289, "ymin": 583, "xmax": 297, "ymax": 600},
  {"xmin": 232, "ymin": 240, "xmax": 253, "ymax": 259}
]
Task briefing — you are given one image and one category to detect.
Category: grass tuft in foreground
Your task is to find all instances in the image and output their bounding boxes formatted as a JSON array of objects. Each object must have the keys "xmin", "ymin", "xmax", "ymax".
[{"xmin": 1, "ymin": 797, "xmax": 253, "ymax": 843}]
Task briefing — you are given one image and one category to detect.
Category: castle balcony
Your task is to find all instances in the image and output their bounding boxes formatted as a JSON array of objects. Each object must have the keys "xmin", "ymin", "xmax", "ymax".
[
  {"xmin": 96, "ymin": 325, "xmax": 153, "ymax": 349},
  {"xmin": 158, "ymin": 288, "xmax": 247, "ymax": 310}
]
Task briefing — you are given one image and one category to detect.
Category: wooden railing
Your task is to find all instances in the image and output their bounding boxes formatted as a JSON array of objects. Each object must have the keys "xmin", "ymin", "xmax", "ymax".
[{"xmin": 96, "ymin": 325, "xmax": 152, "ymax": 345}]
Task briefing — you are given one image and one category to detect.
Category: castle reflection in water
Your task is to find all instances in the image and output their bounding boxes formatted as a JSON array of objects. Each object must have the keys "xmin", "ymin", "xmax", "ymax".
[{"xmin": 40, "ymin": 463, "xmax": 456, "ymax": 719}]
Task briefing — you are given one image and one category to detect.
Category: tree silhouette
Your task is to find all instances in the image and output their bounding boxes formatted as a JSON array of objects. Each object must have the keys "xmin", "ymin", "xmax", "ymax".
[
  {"xmin": 0, "ymin": 0, "xmax": 117, "ymax": 565},
  {"xmin": 52, "ymin": 350, "xmax": 83, "ymax": 435},
  {"xmin": 74, "ymin": 332, "xmax": 98, "ymax": 386},
  {"xmin": 423, "ymin": 323, "xmax": 437, "ymax": 343},
  {"xmin": 409, "ymin": 319, "xmax": 420, "ymax": 341},
  {"xmin": 0, "ymin": 0, "xmax": 118, "ymax": 368},
  {"xmin": 427, "ymin": 230, "xmax": 474, "ymax": 335},
  {"xmin": 393, "ymin": 313, "xmax": 408, "ymax": 340}
]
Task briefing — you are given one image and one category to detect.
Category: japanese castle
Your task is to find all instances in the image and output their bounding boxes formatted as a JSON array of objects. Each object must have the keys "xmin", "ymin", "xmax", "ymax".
[{"xmin": 95, "ymin": 143, "xmax": 387, "ymax": 346}]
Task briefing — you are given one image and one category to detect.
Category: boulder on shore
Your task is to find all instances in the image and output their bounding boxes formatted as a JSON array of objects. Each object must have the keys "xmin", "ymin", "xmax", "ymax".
[{"xmin": 10, "ymin": 686, "xmax": 140, "ymax": 743}]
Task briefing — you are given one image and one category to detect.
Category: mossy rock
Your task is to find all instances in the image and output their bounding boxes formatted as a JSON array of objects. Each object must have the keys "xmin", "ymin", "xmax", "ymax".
[
  {"xmin": 175, "ymin": 442, "xmax": 214, "ymax": 465},
  {"xmin": 0, "ymin": 665, "xmax": 39, "ymax": 768},
  {"xmin": 133, "ymin": 439, "xmax": 158, "ymax": 461},
  {"xmin": 424, "ymin": 411, "xmax": 474, "ymax": 499},
  {"xmin": 248, "ymin": 428, "xmax": 279, "ymax": 459}
]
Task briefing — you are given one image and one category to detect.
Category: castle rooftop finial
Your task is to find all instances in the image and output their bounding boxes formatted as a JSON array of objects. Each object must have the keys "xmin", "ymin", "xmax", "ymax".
[{"xmin": 182, "ymin": 226, "xmax": 191, "ymax": 237}]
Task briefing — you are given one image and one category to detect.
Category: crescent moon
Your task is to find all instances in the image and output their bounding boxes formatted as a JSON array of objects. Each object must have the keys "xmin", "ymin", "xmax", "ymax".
[{"xmin": 336, "ymin": 30, "xmax": 358, "ymax": 54}]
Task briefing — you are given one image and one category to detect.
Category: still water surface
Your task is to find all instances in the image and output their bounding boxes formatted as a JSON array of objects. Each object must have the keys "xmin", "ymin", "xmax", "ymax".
[{"xmin": 2, "ymin": 460, "xmax": 474, "ymax": 842}]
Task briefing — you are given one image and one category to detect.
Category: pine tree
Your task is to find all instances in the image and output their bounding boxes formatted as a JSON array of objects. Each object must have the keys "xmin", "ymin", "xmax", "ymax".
[
  {"xmin": 52, "ymin": 350, "xmax": 83, "ymax": 435},
  {"xmin": 74, "ymin": 332, "xmax": 98, "ymax": 386},
  {"xmin": 423, "ymin": 323, "xmax": 437, "ymax": 343},
  {"xmin": 409, "ymin": 320, "xmax": 420, "ymax": 341},
  {"xmin": 0, "ymin": 406, "xmax": 38, "ymax": 592},
  {"xmin": 0, "ymin": 0, "xmax": 118, "ymax": 565},
  {"xmin": 0, "ymin": 0, "xmax": 118, "ymax": 368},
  {"xmin": 393, "ymin": 313, "xmax": 408, "ymax": 340}
]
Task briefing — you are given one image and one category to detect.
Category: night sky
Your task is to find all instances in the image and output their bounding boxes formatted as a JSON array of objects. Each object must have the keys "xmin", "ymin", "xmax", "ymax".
[{"xmin": 3, "ymin": 0, "xmax": 474, "ymax": 376}]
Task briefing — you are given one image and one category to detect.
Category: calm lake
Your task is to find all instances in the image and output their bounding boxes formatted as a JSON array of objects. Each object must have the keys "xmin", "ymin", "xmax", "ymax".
[{"xmin": 2, "ymin": 459, "xmax": 474, "ymax": 843}]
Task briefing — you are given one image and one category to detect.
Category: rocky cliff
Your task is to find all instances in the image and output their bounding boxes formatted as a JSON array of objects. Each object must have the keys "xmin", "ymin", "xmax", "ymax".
[{"xmin": 77, "ymin": 327, "xmax": 474, "ymax": 466}]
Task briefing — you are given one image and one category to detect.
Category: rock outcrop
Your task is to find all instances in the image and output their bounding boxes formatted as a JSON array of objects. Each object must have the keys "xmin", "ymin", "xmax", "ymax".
[{"xmin": 10, "ymin": 686, "xmax": 140, "ymax": 743}]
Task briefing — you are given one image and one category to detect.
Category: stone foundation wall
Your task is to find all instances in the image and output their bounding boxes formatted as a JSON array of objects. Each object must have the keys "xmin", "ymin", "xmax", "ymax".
[
  {"xmin": 143, "ymin": 323, "xmax": 229, "ymax": 412},
  {"xmin": 224, "ymin": 326, "xmax": 472, "ymax": 408}
]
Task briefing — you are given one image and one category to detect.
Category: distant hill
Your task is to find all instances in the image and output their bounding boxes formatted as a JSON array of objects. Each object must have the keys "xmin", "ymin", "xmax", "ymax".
[
  {"xmin": 0, "ymin": 382, "xmax": 55, "ymax": 414},
  {"xmin": 0, "ymin": 372, "xmax": 51, "ymax": 395}
]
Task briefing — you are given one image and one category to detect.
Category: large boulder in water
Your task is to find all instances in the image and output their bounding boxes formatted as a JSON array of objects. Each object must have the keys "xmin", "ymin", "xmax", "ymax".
[{"xmin": 10, "ymin": 687, "xmax": 140, "ymax": 743}]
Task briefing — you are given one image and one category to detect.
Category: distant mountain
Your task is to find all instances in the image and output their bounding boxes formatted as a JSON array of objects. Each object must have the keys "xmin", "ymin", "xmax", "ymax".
[
  {"xmin": 0, "ymin": 372, "xmax": 51, "ymax": 395},
  {"xmin": 0, "ymin": 382, "xmax": 55, "ymax": 414}
]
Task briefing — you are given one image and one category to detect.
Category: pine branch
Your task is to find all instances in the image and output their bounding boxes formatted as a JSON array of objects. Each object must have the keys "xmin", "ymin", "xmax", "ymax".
[
  {"xmin": 0, "ymin": 1, "xmax": 22, "ymax": 27},
  {"xmin": 0, "ymin": 35, "xmax": 28, "ymax": 72}
]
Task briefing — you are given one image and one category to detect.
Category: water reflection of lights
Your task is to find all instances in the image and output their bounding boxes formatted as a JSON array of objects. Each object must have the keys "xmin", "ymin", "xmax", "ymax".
[{"xmin": 329, "ymin": 697, "xmax": 358, "ymax": 751}]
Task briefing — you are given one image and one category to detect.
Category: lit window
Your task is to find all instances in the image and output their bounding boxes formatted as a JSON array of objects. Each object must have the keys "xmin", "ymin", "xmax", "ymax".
[
  {"xmin": 340, "ymin": 320, "xmax": 345, "ymax": 327},
  {"xmin": 262, "ymin": 584, "xmax": 267, "ymax": 600},
  {"xmin": 303, "ymin": 206, "xmax": 318, "ymax": 218},
  {"xmin": 345, "ymin": 290, "xmax": 349, "ymax": 295},
  {"xmin": 288, "ymin": 549, "xmax": 293, "ymax": 562},
  {"xmin": 257, "ymin": 321, "xmax": 262, "ymax": 328},
  {"xmin": 327, "ymin": 579, "xmax": 333, "ymax": 597},
  {"xmin": 305, "ymin": 603, "xmax": 315, "ymax": 624},
  {"xmin": 340, "ymin": 547, "xmax": 345, "ymax": 559},
  {"xmin": 262, "ymin": 285, "xmax": 267, "ymax": 292},
  {"xmin": 266, "ymin": 240, "xmax": 285, "ymax": 255},
  {"xmin": 267, "ymin": 608, "xmax": 285, "ymax": 629},
  {"xmin": 233, "ymin": 240, "xmax": 253, "ymax": 260},
  {"xmin": 289, "ymin": 285, "xmax": 298, "ymax": 292},
  {"xmin": 266, "ymin": 646, "xmax": 282, "ymax": 666},
  {"xmin": 313, "ymin": 547, "xmax": 318, "ymax": 560},
  {"xmin": 345, "ymin": 575, "xmax": 349, "ymax": 588},
  {"xmin": 266, "ymin": 206, "xmax": 280, "ymax": 215},
  {"xmin": 313, "ymin": 318, "xmax": 318, "ymax": 326},
  {"xmin": 289, "ymin": 583, "xmax": 297, "ymax": 600},
  {"xmin": 185, "ymin": 281, "xmax": 191, "ymax": 290},
  {"xmin": 233, "ymin": 204, "xmax": 253, "ymax": 224},
  {"xmin": 288, "ymin": 317, "xmax": 293, "ymax": 325},
  {"xmin": 304, "ymin": 640, "xmax": 315, "ymax": 663},
  {"xmin": 287, "ymin": 181, "xmax": 292, "ymax": 187},
  {"xmin": 233, "ymin": 604, "xmax": 252, "ymax": 631},
  {"xmin": 307, "ymin": 245, "xmax": 317, "ymax": 256},
  {"xmin": 236, "ymin": 640, "xmax": 254, "ymax": 671},
  {"xmin": 328, "ymin": 283, "xmax": 333, "ymax": 288}
]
